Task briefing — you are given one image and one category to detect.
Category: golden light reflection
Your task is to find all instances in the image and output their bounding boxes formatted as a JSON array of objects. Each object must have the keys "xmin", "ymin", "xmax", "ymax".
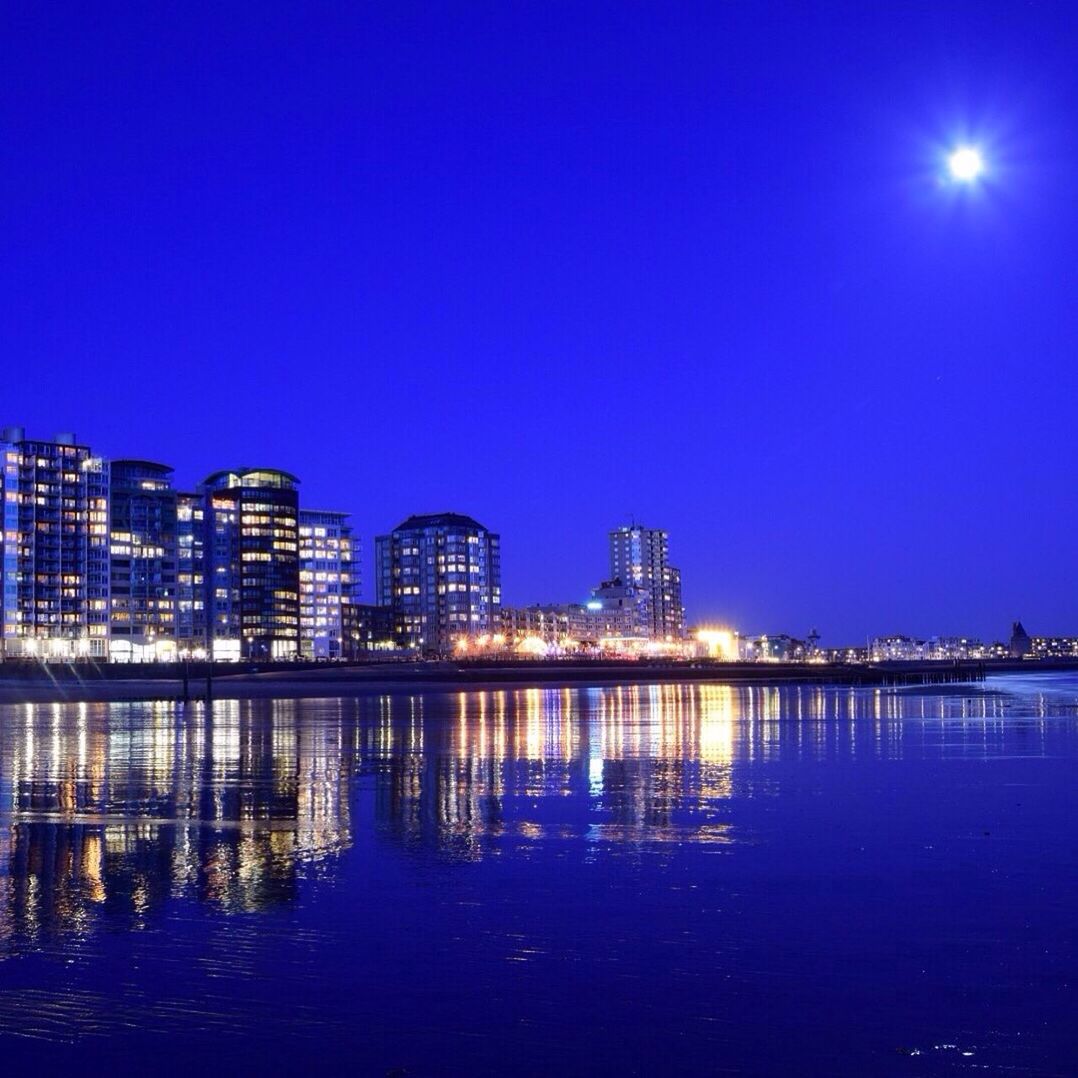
[{"xmin": 0, "ymin": 683, "xmax": 1049, "ymax": 949}]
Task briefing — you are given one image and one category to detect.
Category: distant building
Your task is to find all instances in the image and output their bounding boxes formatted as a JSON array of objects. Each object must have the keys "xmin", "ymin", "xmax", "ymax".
[
  {"xmin": 587, "ymin": 578, "xmax": 652, "ymax": 639},
  {"xmin": 375, "ymin": 512, "xmax": 501, "ymax": 653},
  {"xmin": 108, "ymin": 460, "xmax": 178, "ymax": 662},
  {"xmin": 870, "ymin": 635, "xmax": 926, "ymax": 662},
  {"xmin": 821, "ymin": 646, "xmax": 870, "ymax": 664},
  {"xmin": 0, "ymin": 427, "xmax": 110, "ymax": 660},
  {"xmin": 1009, "ymin": 621, "xmax": 1032, "ymax": 658},
  {"xmin": 1030, "ymin": 636, "xmax": 1078, "ymax": 659},
  {"xmin": 608, "ymin": 524, "xmax": 684, "ymax": 639},
  {"xmin": 299, "ymin": 509, "xmax": 355, "ymax": 659},
  {"xmin": 499, "ymin": 603, "xmax": 594, "ymax": 646},
  {"xmin": 750, "ymin": 634, "xmax": 808, "ymax": 661},
  {"xmin": 202, "ymin": 468, "xmax": 300, "ymax": 661},
  {"xmin": 923, "ymin": 636, "xmax": 989, "ymax": 661}
]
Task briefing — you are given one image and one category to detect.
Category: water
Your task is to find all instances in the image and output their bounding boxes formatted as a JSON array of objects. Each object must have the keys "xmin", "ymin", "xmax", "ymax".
[{"xmin": 0, "ymin": 677, "xmax": 1075, "ymax": 1076}]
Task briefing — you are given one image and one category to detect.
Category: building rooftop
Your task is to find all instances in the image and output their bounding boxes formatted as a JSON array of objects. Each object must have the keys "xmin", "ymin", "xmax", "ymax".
[
  {"xmin": 300, "ymin": 508, "xmax": 350, "ymax": 521},
  {"xmin": 202, "ymin": 467, "xmax": 300, "ymax": 490},
  {"xmin": 392, "ymin": 512, "xmax": 489, "ymax": 532},
  {"xmin": 0, "ymin": 427, "xmax": 87, "ymax": 448},
  {"xmin": 111, "ymin": 459, "xmax": 175, "ymax": 476}
]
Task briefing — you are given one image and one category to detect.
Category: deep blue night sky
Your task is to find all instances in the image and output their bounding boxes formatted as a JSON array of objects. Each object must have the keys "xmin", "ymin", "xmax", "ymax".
[{"xmin": 3, "ymin": 2, "xmax": 1076, "ymax": 642}]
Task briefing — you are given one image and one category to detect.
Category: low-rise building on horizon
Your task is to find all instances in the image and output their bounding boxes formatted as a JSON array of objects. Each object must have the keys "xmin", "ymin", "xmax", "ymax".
[
  {"xmin": 749, "ymin": 633, "xmax": 809, "ymax": 662},
  {"xmin": 870, "ymin": 635, "xmax": 927, "ymax": 662},
  {"xmin": 1029, "ymin": 636, "xmax": 1078, "ymax": 659},
  {"xmin": 587, "ymin": 577, "xmax": 653, "ymax": 641},
  {"xmin": 499, "ymin": 603, "xmax": 595, "ymax": 647}
]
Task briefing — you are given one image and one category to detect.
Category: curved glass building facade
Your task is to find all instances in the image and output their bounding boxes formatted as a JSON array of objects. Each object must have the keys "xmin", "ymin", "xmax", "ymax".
[{"xmin": 202, "ymin": 469, "xmax": 300, "ymax": 661}]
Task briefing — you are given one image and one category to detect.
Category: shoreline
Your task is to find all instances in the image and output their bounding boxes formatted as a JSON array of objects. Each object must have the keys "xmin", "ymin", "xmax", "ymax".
[{"xmin": 0, "ymin": 657, "xmax": 1069, "ymax": 705}]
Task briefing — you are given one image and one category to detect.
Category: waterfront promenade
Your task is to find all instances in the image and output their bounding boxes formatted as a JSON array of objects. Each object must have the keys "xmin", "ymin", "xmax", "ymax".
[{"xmin": 1, "ymin": 656, "xmax": 1072, "ymax": 705}]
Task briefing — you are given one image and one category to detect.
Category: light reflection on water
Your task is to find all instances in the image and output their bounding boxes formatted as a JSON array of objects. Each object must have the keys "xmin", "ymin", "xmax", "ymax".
[
  {"xmin": 0, "ymin": 681, "xmax": 1068, "ymax": 932},
  {"xmin": 0, "ymin": 678, "xmax": 1074, "ymax": 1073}
]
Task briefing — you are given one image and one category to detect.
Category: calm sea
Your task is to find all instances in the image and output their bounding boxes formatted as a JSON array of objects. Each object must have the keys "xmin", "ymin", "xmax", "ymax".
[{"xmin": 0, "ymin": 677, "xmax": 1075, "ymax": 1076}]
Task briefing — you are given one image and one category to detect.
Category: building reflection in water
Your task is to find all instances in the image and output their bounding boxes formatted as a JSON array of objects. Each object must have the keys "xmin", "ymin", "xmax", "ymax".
[
  {"xmin": 0, "ymin": 698, "xmax": 353, "ymax": 948},
  {"xmin": 0, "ymin": 681, "xmax": 1057, "ymax": 946}
]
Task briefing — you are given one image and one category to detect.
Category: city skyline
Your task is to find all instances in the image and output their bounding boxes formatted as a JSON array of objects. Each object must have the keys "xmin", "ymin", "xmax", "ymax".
[
  {"xmin": 5, "ymin": 5, "xmax": 1078, "ymax": 642},
  {"xmin": 0, "ymin": 420, "xmax": 1066, "ymax": 650},
  {"xmin": 3, "ymin": 7, "xmax": 1077, "ymax": 1074}
]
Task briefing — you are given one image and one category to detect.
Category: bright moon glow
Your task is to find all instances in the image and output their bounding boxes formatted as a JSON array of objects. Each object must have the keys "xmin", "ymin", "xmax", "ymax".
[{"xmin": 948, "ymin": 146, "xmax": 985, "ymax": 182}]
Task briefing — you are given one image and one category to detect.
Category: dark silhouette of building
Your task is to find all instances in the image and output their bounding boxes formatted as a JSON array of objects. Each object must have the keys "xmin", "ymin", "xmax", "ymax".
[{"xmin": 1009, "ymin": 620, "xmax": 1032, "ymax": 658}]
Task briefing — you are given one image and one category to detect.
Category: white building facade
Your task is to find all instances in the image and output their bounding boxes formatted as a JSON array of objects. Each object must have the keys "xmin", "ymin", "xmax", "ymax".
[{"xmin": 299, "ymin": 509, "xmax": 356, "ymax": 659}]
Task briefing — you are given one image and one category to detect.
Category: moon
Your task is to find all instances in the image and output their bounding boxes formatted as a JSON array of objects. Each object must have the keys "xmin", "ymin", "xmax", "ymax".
[{"xmin": 948, "ymin": 146, "xmax": 985, "ymax": 182}]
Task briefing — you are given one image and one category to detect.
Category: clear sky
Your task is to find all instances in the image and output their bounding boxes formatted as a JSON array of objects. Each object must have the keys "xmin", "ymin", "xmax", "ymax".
[{"xmin": 4, "ymin": 2, "xmax": 1076, "ymax": 643}]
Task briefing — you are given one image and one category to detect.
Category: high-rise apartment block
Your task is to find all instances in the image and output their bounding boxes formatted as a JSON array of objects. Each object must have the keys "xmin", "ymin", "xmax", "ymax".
[
  {"xmin": 0, "ymin": 428, "xmax": 110, "ymax": 659},
  {"xmin": 203, "ymin": 468, "xmax": 300, "ymax": 661},
  {"xmin": 376, "ymin": 513, "xmax": 501, "ymax": 653},
  {"xmin": 176, "ymin": 490, "xmax": 207, "ymax": 652},
  {"xmin": 299, "ymin": 509, "xmax": 356, "ymax": 659},
  {"xmin": 108, "ymin": 460, "xmax": 178, "ymax": 661},
  {"xmin": 0, "ymin": 424, "xmax": 698, "ymax": 664},
  {"xmin": 0, "ymin": 424, "xmax": 384, "ymax": 664},
  {"xmin": 608, "ymin": 524, "xmax": 685, "ymax": 639}
]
